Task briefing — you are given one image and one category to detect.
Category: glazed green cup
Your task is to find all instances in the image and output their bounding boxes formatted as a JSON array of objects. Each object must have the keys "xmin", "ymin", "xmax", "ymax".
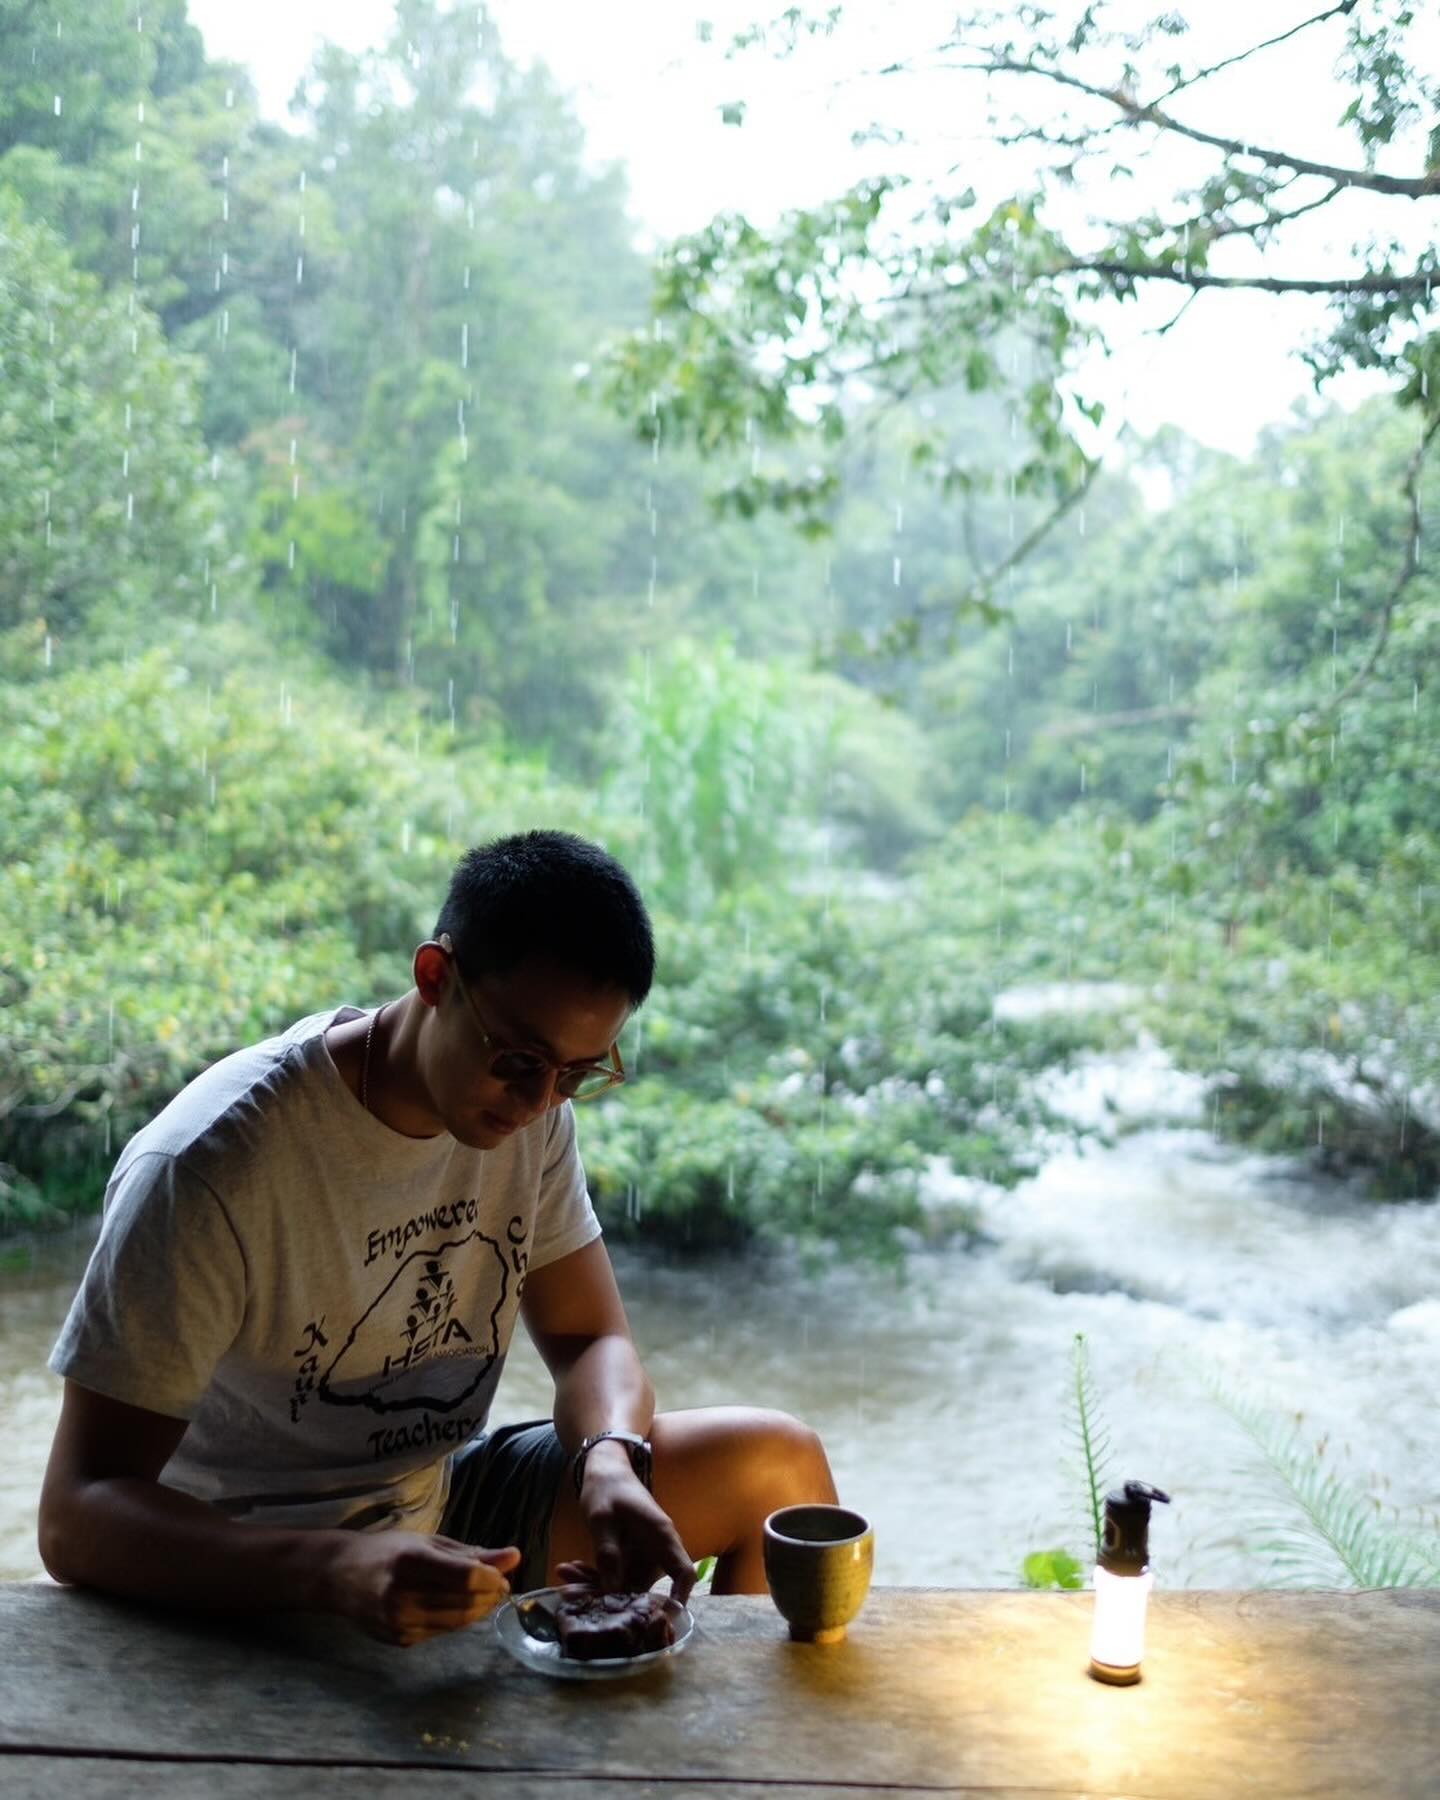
[{"xmin": 762, "ymin": 1504, "xmax": 874, "ymax": 1645}]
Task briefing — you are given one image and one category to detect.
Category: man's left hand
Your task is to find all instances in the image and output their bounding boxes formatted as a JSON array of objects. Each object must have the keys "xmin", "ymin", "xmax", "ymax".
[{"xmin": 572, "ymin": 1447, "xmax": 696, "ymax": 1602}]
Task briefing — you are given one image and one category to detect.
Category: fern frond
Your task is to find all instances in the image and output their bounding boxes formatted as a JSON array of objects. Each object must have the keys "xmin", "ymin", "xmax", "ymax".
[
  {"xmin": 1208, "ymin": 1383, "xmax": 1440, "ymax": 1589},
  {"xmin": 1070, "ymin": 1332, "xmax": 1113, "ymax": 1561}
]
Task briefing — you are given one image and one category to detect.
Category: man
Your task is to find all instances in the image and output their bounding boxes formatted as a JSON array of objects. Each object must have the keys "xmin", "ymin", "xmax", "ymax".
[{"xmin": 40, "ymin": 829, "xmax": 837, "ymax": 1647}]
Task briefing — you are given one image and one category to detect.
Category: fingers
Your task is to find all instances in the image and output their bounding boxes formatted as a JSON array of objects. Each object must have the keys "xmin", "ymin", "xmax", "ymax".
[
  {"xmin": 374, "ymin": 1599, "xmax": 504, "ymax": 1649},
  {"xmin": 341, "ymin": 1533, "xmax": 527, "ymax": 1648},
  {"xmin": 653, "ymin": 1516, "xmax": 697, "ymax": 1602},
  {"xmin": 556, "ymin": 1559, "xmax": 600, "ymax": 1587},
  {"xmin": 429, "ymin": 1535, "xmax": 522, "ymax": 1570},
  {"xmin": 372, "ymin": 1562, "xmax": 517, "ymax": 1648},
  {"xmin": 476, "ymin": 1545, "xmax": 522, "ymax": 1572},
  {"xmin": 409, "ymin": 1557, "xmax": 511, "ymax": 1596},
  {"xmin": 417, "ymin": 1586, "xmax": 511, "ymax": 1628},
  {"xmin": 667, "ymin": 1551, "xmax": 699, "ymax": 1606},
  {"xmin": 592, "ymin": 1533, "xmax": 625, "ymax": 1592},
  {"xmin": 416, "ymin": 1539, "xmax": 521, "ymax": 1591},
  {"xmin": 573, "ymin": 1513, "xmax": 696, "ymax": 1601}
]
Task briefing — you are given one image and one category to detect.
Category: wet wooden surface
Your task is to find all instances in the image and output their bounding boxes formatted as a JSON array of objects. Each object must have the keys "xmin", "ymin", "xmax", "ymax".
[{"xmin": 3, "ymin": 1582, "xmax": 1438, "ymax": 1797}]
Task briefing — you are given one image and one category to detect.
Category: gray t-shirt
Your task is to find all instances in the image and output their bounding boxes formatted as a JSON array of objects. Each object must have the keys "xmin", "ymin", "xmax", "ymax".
[{"xmin": 49, "ymin": 1005, "xmax": 601, "ymax": 1534}]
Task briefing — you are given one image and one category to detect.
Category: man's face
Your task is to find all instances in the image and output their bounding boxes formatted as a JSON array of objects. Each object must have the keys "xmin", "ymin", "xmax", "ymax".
[{"xmin": 421, "ymin": 951, "xmax": 632, "ymax": 1150}]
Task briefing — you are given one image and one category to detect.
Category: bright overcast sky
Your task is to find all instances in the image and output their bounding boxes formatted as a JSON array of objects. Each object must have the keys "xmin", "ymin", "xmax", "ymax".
[{"xmin": 185, "ymin": 0, "xmax": 1436, "ymax": 456}]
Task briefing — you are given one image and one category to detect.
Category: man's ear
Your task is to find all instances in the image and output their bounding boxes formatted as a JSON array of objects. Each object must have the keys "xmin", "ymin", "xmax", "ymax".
[{"xmin": 413, "ymin": 940, "xmax": 450, "ymax": 1009}]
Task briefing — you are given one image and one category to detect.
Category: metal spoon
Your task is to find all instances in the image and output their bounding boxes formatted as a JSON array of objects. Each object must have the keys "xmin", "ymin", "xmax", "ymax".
[{"xmin": 512, "ymin": 1594, "xmax": 561, "ymax": 1643}]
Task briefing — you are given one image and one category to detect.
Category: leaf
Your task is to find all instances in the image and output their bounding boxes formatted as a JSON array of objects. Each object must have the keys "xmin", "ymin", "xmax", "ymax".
[
  {"xmin": 1207, "ymin": 1382, "xmax": 1440, "ymax": 1589},
  {"xmin": 1070, "ymin": 1332, "xmax": 1114, "ymax": 1561},
  {"xmin": 1021, "ymin": 1548, "xmax": 1086, "ymax": 1590}
]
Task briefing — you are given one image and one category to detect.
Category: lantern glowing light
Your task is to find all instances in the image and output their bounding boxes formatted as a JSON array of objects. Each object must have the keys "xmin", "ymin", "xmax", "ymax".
[{"xmin": 1088, "ymin": 1480, "xmax": 1170, "ymax": 1686}]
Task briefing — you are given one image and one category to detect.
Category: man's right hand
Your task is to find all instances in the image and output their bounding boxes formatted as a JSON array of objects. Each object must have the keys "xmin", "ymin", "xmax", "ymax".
[
  {"xmin": 40, "ymin": 1381, "xmax": 522, "ymax": 1648},
  {"xmin": 324, "ymin": 1532, "xmax": 521, "ymax": 1648}
]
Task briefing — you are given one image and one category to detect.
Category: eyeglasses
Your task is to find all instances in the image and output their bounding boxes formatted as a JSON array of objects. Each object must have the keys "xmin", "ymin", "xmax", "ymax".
[{"xmin": 434, "ymin": 936, "xmax": 626, "ymax": 1103}]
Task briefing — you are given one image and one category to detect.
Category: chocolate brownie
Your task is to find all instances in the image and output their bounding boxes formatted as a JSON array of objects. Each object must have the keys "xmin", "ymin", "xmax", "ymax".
[{"xmin": 554, "ymin": 1587, "xmax": 676, "ymax": 1661}]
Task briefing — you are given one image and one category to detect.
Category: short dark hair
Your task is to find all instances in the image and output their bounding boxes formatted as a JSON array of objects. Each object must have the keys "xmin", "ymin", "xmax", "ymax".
[{"xmin": 433, "ymin": 830, "xmax": 655, "ymax": 1005}]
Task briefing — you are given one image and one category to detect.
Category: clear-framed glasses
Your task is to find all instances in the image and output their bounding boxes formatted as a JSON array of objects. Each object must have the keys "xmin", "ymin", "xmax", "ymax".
[{"xmin": 434, "ymin": 936, "xmax": 626, "ymax": 1102}]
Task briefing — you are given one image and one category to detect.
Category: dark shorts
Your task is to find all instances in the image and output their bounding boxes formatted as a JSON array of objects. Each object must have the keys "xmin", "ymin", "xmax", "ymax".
[{"xmin": 439, "ymin": 1418, "xmax": 569, "ymax": 1593}]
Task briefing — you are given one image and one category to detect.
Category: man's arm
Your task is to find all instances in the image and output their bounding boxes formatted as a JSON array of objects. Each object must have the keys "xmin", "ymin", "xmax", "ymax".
[
  {"xmin": 522, "ymin": 1236, "xmax": 653, "ymax": 1452},
  {"xmin": 38, "ymin": 1381, "xmax": 518, "ymax": 1645},
  {"xmin": 521, "ymin": 1237, "xmax": 694, "ymax": 1596}
]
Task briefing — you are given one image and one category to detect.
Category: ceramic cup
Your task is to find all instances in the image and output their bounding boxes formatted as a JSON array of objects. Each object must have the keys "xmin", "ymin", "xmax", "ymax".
[{"xmin": 762, "ymin": 1503, "xmax": 874, "ymax": 1645}]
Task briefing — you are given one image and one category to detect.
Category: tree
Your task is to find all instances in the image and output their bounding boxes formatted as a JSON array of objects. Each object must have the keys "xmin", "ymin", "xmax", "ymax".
[
  {"xmin": 268, "ymin": 0, "xmax": 672, "ymax": 735},
  {"xmin": 600, "ymin": 2, "xmax": 1440, "ymax": 643},
  {"xmin": 0, "ymin": 1, "xmax": 220, "ymax": 317},
  {"xmin": 0, "ymin": 627, "xmax": 601, "ymax": 1217},
  {"xmin": 0, "ymin": 0, "xmax": 204, "ymax": 135},
  {"xmin": 0, "ymin": 194, "xmax": 224, "ymax": 646}
]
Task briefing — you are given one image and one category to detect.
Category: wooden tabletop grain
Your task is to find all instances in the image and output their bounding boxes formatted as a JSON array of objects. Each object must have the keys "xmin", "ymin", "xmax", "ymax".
[{"xmin": 3, "ymin": 1582, "xmax": 1436, "ymax": 1797}]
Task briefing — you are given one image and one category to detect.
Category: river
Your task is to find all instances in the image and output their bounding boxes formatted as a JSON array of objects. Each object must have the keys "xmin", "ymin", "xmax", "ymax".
[{"xmin": 4, "ymin": 1015, "xmax": 1439, "ymax": 1590}]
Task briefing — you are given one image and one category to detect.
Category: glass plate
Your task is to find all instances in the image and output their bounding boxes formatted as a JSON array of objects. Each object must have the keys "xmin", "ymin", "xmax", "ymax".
[{"xmin": 493, "ymin": 1587, "xmax": 695, "ymax": 1681}]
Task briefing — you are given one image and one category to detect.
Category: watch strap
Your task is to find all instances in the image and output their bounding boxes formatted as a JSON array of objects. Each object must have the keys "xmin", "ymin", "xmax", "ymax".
[{"xmin": 571, "ymin": 1430, "xmax": 653, "ymax": 1497}]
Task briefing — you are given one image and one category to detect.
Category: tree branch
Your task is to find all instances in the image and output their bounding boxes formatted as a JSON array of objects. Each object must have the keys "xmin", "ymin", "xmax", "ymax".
[
  {"xmin": 5, "ymin": 1073, "xmax": 110, "ymax": 1122},
  {"xmin": 1153, "ymin": 290, "xmax": 1201, "ymax": 337},
  {"xmin": 965, "ymin": 56, "xmax": 1440, "ymax": 199},
  {"xmin": 1333, "ymin": 410, "xmax": 1440, "ymax": 709},
  {"xmin": 1196, "ymin": 410, "xmax": 1438, "ymax": 851},
  {"xmin": 0, "ymin": 1047, "xmax": 168, "ymax": 1124},
  {"xmin": 1042, "ymin": 702, "xmax": 1200, "ymax": 741},
  {"xmin": 1150, "ymin": 2, "xmax": 1361, "ymax": 106},
  {"xmin": 909, "ymin": 455, "xmax": 1101, "ymax": 631},
  {"xmin": 876, "ymin": 258, "xmax": 1434, "ymax": 314},
  {"xmin": 1067, "ymin": 259, "xmax": 1434, "ymax": 296},
  {"xmin": 1110, "ymin": 179, "xmax": 1341, "ymax": 255}
]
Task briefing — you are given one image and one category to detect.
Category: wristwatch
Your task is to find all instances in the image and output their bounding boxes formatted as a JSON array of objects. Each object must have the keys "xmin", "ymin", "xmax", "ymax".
[{"xmin": 571, "ymin": 1430, "xmax": 654, "ymax": 1497}]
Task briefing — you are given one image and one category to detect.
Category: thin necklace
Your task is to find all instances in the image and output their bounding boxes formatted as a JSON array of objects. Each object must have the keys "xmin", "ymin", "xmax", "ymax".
[{"xmin": 361, "ymin": 1002, "xmax": 387, "ymax": 1116}]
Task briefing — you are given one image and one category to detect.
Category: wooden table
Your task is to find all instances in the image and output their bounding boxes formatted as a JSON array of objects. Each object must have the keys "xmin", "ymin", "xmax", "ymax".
[{"xmin": 3, "ymin": 1582, "xmax": 1437, "ymax": 1797}]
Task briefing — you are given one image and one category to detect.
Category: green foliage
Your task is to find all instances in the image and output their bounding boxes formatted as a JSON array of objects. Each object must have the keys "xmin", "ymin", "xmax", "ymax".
[
  {"xmin": 250, "ymin": 463, "xmax": 389, "ymax": 656},
  {"xmin": 882, "ymin": 397, "xmax": 1440, "ymax": 1205},
  {"xmin": 580, "ymin": 881, "xmax": 1080, "ymax": 1260},
  {"xmin": 1209, "ymin": 1385, "xmax": 1440, "ymax": 1588},
  {"xmin": 605, "ymin": 639, "xmax": 819, "ymax": 914},
  {"xmin": 0, "ymin": 194, "xmax": 223, "ymax": 643},
  {"xmin": 269, "ymin": 1, "xmax": 666, "ymax": 739},
  {"xmin": 0, "ymin": 2, "xmax": 150, "ymax": 163},
  {"xmin": 5, "ymin": 0, "xmax": 1440, "ymax": 1279},
  {"xmin": 585, "ymin": 1075, "xmax": 964, "ymax": 1261},
  {"xmin": 4, "ymin": 0, "xmax": 820, "ymax": 748},
  {"xmin": 922, "ymin": 442, "xmax": 1246, "ymax": 823},
  {"xmin": 0, "ymin": 630, "xmax": 595, "ymax": 1221},
  {"xmin": 1107, "ymin": 404, "xmax": 1440, "ymax": 1187},
  {"xmin": 1070, "ymin": 1333, "xmax": 1114, "ymax": 1565},
  {"xmin": 600, "ymin": 181, "xmax": 1092, "ymax": 557},
  {"xmin": 1019, "ymin": 1351, "xmax": 1440, "ymax": 1593},
  {"xmin": 0, "ymin": 1161, "xmax": 61, "ymax": 1233},
  {"xmin": 0, "ymin": 605, "xmax": 1081, "ymax": 1261},
  {"xmin": 1020, "ymin": 1330, "xmax": 1112, "ymax": 1588},
  {"xmin": 605, "ymin": 4, "xmax": 1439, "ymax": 580},
  {"xmin": 808, "ymin": 672, "xmax": 944, "ymax": 867},
  {"xmin": 1337, "ymin": 2, "xmax": 1439, "ymax": 159},
  {"xmin": 1021, "ymin": 1549, "xmax": 1085, "ymax": 1591}
]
